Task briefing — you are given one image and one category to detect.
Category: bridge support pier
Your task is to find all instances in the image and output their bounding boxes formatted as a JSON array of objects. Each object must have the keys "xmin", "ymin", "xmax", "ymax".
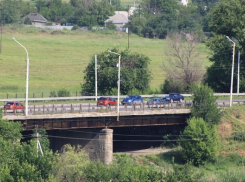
[
  {"xmin": 85, "ymin": 129, "xmax": 113, "ymax": 165},
  {"xmin": 48, "ymin": 128, "xmax": 113, "ymax": 165}
]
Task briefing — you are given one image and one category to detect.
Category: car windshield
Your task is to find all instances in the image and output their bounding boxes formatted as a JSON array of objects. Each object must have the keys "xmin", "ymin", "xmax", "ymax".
[
  {"xmin": 152, "ymin": 98, "xmax": 158, "ymax": 101},
  {"xmin": 169, "ymin": 94, "xmax": 175, "ymax": 97},
  {"xmin": 6, "ymin": 102, "xmax": 14, "ymax": 105},
  {"xmin": 125, "ymin": 96, "xmax": 133, "ymax": 99},
  {"xmin": 98, "ymin": 97, "xmax": 107, "ymax": 100}
]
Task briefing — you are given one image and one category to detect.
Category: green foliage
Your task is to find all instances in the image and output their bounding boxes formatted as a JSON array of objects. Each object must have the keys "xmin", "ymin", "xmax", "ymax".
[
  {"xmin": 206, "ymin": 0, "xmax": 245, "ymax": 92},
  {"xmin": 160, "ymin": 78, "xmax": 185, "ymax": 94},
  {"xmin": 71, "ymin": 24, "xmax": 78, "ymax": 30},
  {"xmin": 83, "ymin": 154, "xmax": 165, "ymax": 181},
  {"xmin": 0, "ymin": 116, "xmax": 56, "ymax": 181},
  {"xmin": 189, "ymin": 83, "xmax": 222, "ymax": 125},
  {"xmin": 49, "ymin": 89, "xmax": 70, "ymax": 97},
  {"xmin": 106, "ymin": 21, "xmax": 116, "ymax": 30},
  {"xmin": 205, "ymin": 35, "xmax": 237, "ymax": 92},
  {"xmin": 58, "ymin": 88, "xmax": 70, "ymax": 97},
  {"xmin": 51, "ymin": 144, "xmax": 89, "ymax": 181},
  {"xmin": 72, "ymin": 0, "xmax": 115, "ymax": 27},
  {"xmin": 50, "ymin": 91, "xmax": 57, "ymax": 97},
  {"xmin": 24, "ymin": 17, "xmax": 32, "ymax": 25},
  {"xmin": 81, "ymin": 48, "xmax": 152, "ymax": 95},
  {"xmin": 179, "ymin": 117, "xmax": 219, "ymax": 165},
  {"xmin": 233, "ymin": 131, "xmax": 245, "ymax": 141},
  {"xmin": 37, "ymin": 0, "xmax": 74, "ymax": 24},
  {"xmin": 164, "ymin": 163, "xmax": 202, "ymax": 182}
]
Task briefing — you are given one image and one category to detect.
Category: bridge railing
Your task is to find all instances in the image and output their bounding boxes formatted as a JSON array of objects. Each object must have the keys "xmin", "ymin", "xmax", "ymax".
[
  {"xmin": 2, "ymin": 100, "xmax": 245, "ymax": 116},
  {"xmin": 2, "ymin": 101, "xmax": 193, "ymax": 116}
]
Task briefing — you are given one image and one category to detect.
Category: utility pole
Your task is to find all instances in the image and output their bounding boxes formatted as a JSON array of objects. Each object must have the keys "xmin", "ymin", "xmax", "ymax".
[
  {"xmin": 128, "ymin": 5, "xmax": 129, "ymax": 49},
  {"xmin": 139, "ymin": 5, "xmax": 141, "ymax": 20},
  {"xmin": 0, "ymin": 7, "xmax": 3, "ymax": 54},
  {"xmin": 226, "ymin": 36, "xmax": 235, "ymax": 107},
  {"xmin": 237, "ymin": 51, "xmax": 240, "ymax": 94},
  {"xmin": 34, "ymin": 126, "xmax": 43, "ymax": 157},
  {"xmin": 95, "ymin": 55, "xmax": 97, "ymax": 101}
]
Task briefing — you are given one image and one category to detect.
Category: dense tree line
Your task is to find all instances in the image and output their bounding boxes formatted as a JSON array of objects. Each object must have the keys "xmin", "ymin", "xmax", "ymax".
[
  {"xmin": 128, "ymin": 0, "xmax": 219, "ymax": 38},
  {"xmin": 0, "ymin": 0, "xmax": 116, "ymax": 26}
]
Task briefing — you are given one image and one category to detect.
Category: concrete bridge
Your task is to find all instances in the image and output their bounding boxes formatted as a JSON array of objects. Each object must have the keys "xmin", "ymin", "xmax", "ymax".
[{"xmin": 4, "ymin": 109, "xmax": 190, "ymax": 164}]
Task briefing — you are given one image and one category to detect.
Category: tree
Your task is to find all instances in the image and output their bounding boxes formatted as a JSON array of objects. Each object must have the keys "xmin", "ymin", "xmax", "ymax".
[
  {"xmin": 75, "ymin": 0, "xmax": 115, "ymax": 26},
  {"xmin": 38, "ymin": 0, "xmax": 74, "ymax": 24},
  {"xmin": 206, "ymin": 0, "xmax": 245, "ymax": 92},
  {"xmin": 162, "ymin": 33, "xmax": 205, "ymax": 92},
  {"xmin": 205, "ymin": 35, "xmax": 239, "ymax": 92},
  {"xmin": 105, "ymin": 21, "xmax": 116, "ymax": 30},
  {"xmin": 51, "ymin": 144, "xmax": 89, "ymax": 181},
  {"xmin": 81, "ymin": 48, "xmax": 152, "ymax": 95},
  {"xmin": 179, "ymin": 117, "xmax": 219, "ymax": 165},
  {"xmin": 0, "ymin": 114, "xmax": 56, "ymax": 181},
  {"xmin": 189, "ymin": 83, "xmax": 222, "ymax": 125}
]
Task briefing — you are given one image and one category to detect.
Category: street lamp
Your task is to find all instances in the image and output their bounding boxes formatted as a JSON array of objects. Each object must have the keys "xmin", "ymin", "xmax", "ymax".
[
  {"xmin": 108, "ymin": 50, "xmax": 121, "ymax": 121},
  {"xmin": 226, "ymin": 36, "xmax": 235, "ymax": 107},
  {"xmin": 12, "ymin": 37, "xmax": 29, "ymax": 116}
]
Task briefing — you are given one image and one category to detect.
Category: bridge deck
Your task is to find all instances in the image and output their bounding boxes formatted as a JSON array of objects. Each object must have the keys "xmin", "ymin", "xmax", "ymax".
[{"xmin": 3, "ymin": 109, "xmax": 190, "ymax": 130}]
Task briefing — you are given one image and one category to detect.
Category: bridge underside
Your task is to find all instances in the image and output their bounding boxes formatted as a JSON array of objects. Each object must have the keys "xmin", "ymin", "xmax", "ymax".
[{"xmin": 17, "ymin": 113, "xmax": 190, "ymax": 131}]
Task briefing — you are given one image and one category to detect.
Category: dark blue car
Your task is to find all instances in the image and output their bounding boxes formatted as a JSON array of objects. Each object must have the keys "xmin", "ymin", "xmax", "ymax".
[
  {"xmin": 121, "ymin": 95, "xmax": 143, "ymax": 105},
  {"xmin": 162, "ymin": 93, "xmax": 184, "ymax": 103}
]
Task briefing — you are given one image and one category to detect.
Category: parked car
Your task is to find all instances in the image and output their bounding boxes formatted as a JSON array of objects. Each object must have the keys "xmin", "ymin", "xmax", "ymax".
[
  {"xmin": 146, "ymin": 98, "xmax": 168, "ymax": 108},
  {"xmin": 3, "ymin": 102, "xmax": 25, "ymax": 110},
  {"xmin": 121, "ymin": 95, "xmax": 143, "ymax": 105},
  {"xmin": 162, "ymin": 93, "xmax": 184, "ymax": 103},
  {"xmin": 97, "ymin": 97, "xmax": 117, "ymax": 107}
]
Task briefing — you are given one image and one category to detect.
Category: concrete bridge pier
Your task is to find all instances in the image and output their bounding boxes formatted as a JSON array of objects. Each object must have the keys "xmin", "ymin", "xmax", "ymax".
[
  {"xmin": 86, "ymin": 128, "xmax": 113, "ymax": 165},
  {"xmin": 48, "ymin": 128, "xmax": 113, "ymax": 165}
]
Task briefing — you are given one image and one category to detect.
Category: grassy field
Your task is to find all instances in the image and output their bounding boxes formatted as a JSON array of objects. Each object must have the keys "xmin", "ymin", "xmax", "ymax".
[{"xmin": 0, "ymin": 25, "xmax": 210, "ymax": 98}]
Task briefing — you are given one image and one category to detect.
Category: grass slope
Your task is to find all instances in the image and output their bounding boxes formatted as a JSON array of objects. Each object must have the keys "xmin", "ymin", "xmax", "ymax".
[
  {"xmin": 115, "ymin": 105, "xmax": 245, "ymax": 181},
  {"xmin": 0, "ymin": 25, "xmax": 210, "ymax": 98}
]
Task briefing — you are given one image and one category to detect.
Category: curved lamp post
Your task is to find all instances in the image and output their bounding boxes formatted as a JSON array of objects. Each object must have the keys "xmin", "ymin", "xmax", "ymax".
[
  {"xmin": 12, "ymin": 37, "xmax": 29, "ymax": 116},
  {"xmin": 226, "ymin": 36, "xmax": 235, "ymax": 107},
  {"xmin": 108, "ymin": 50, "xmax": 121, "ymax": 121}
]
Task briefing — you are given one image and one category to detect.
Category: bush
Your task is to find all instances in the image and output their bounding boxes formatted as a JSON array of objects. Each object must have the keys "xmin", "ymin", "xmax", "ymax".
[
  {"xmin": 58, "ymin": 89, "xmax": 70, "ymax": 97},
  {"xmin": 24, "ymin": 17, "xmax": 32, "ymax": 25},
  {"xmin": 71, "ymin": 24, "xmax": 78, "ymax": 30},
  {"xmin": 49, "ymin": 91, "xmax": 57, "ymax": 97},
  {"xmin": 160, "ymin": 78, "xmax": 185, "ymax": 94},
  {"xmin": 179, "ymin": 117, "xmax": 219, "ymax": 165},
  {"xmin": 189, "ymin": 83, "xmax": 222, "ymax": 125},
  {"xmin": 106, "ymin": 21, "xmax": 116, "ymax": 30}
]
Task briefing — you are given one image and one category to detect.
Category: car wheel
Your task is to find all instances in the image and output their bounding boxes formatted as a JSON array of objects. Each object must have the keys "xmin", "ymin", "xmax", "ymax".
[
  {"xmin": 170, "ymin": 99, "xmax": 173, "ymax": 103},
  {"xmin": 180, "ymin": 99, "xmax": 182, "ymax": 102}
]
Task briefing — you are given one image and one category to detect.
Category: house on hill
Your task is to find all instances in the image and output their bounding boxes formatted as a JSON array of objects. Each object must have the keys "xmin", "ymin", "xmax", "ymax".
[
  {"xmin": 104, "ymin": 11, "xmax": 129, "ymax": 28},
  {"xmin": 24, "ymin": 13, "xmax": 47, "ymax": 26}
]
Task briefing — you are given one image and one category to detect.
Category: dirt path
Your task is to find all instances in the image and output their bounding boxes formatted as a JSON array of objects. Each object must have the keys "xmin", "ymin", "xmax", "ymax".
[{"xmin": 114, "ymin": 148, "xmax": 172, "ymax": 156}]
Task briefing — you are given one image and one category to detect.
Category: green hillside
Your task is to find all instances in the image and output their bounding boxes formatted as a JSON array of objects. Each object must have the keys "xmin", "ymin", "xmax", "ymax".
[{"xmin": 0, "ymin": 25, "xmax": 210, "ymax": 97}]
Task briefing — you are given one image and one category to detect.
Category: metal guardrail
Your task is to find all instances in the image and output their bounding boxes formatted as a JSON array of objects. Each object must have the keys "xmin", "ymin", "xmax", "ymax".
[
  {"xmin": 2, "ymin": 102, "xmax": 193, "ymax": 116},
  {"xmin": 2, "ymin": 100, "xmax": 245, "ymax": 116},
  {"xmin": 0, "ymin": 93, "xmax": 245, "ymax": 102}
]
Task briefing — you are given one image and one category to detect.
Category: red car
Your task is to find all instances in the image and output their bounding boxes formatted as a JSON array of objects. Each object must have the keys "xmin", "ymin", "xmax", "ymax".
[
  {"xmin": 97, "ymin": 97, "xmax": 117, "ymax": 107},
  {"xmin": 3, "ymin": 102, "xmax": 25, "ymax": 110}
]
